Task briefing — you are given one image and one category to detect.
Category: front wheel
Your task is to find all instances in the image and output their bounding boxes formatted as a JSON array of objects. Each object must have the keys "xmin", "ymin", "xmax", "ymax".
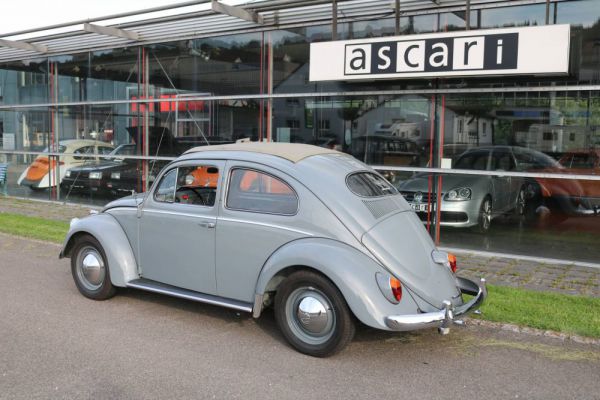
[
  {"xmin": 473, "ymin": 196, "xmax": 492, "ymax": 233},
  {"xmin": 71, "ymin": 234, "xmax": 116, "ymax": 300},
  {"xmin": 274, "ymin": 270, "xmax": 355, "ymax": 357}
]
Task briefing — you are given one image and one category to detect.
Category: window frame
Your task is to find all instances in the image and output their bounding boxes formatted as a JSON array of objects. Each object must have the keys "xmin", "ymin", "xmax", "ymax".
[
  {"xmin": 153, "ymin": 167, "xmax": 179, "ymax": 204},
  {"xmin": 153, "ymin": 164, "xmax": 221, "ymax": 207},
  {"xmin": 225, "ymin": 167, "xmax": 299, "ymax": 216},
  {"xmin": 345, "ymin": 170, "xmax": 399, "ymax": 198}
]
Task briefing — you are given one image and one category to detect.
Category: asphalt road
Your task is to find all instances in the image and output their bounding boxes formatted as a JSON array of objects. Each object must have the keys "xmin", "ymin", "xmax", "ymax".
[{"xmin": 1, "ymin": 233, "xmax": 599, "ymax": 400}]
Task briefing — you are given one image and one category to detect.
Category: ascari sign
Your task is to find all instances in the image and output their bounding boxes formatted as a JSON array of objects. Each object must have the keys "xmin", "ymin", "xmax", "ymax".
[{"xmin": 309, "ymin": 25, "xmax": 570, "ymax": 81}]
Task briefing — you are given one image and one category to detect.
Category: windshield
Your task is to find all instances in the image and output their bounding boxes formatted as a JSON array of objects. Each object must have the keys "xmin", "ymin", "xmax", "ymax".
[
  {"xmin": 346, "ymin": 172, "xmax": 398, "ymax": 197},
  {"xmin": 106, "ymin": 144, "xmax": 137, "ymax": 158}
]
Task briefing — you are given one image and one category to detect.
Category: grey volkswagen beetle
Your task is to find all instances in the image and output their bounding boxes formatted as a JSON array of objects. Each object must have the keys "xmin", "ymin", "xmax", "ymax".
[{"xmin": 60, "ymin": 142, "xmax": 486, "ymax": 357}]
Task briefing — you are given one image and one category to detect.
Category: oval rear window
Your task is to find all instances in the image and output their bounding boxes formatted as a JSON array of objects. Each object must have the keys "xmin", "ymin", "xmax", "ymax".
[{"xmin": 346, "ymin": 172, "xmax": 397, "ymax": 197}]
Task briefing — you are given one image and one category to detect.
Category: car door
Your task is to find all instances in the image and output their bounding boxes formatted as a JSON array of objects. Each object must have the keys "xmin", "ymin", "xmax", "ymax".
[
  {"xmin": 216, "ymin": 162, "xmax": 305, "ymax": 302},
  {"xmin": 138, "ymin": 160, "xmax": 224, "ymax": 294}
]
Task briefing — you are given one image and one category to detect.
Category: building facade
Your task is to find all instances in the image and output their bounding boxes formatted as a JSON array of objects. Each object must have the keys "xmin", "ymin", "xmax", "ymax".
[{"xmin": 0, "ymin": 0, "xmax": 599, "ymax": 264}]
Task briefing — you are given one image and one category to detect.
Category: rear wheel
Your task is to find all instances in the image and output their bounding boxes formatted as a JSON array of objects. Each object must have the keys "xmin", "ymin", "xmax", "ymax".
[
  {"xmin": 71, "ymin": 234, "xmax": 116, "ymax": 300},
  {"xmin": 274, "ymin": 270, "xmax": 355, "ymax": 357}
]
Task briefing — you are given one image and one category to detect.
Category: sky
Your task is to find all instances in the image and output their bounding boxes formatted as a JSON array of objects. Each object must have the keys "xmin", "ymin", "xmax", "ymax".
[{"xmin": 0, "ymin": 0, "xmax": 231, "ymax": 39}]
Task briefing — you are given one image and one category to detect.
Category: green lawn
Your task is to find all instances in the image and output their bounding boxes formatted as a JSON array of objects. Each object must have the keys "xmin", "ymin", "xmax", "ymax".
[
  {"xmin": 471, "ymin": 284, "xmax": 600, "ymax": 338},
  {"xmin": 0, "ymin": 212, "xmax": 69, "ymax": 244},
  {"xmin": 0, "ymin": 211, "xmax": 598, "ymax": 338}
]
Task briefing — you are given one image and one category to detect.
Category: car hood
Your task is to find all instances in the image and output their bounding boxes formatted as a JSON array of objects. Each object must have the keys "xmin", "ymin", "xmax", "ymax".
[
  {"xmin": 361, "ymin": 211, "xmax": 461, "ymax": 309},
  {"xmin": 103, "ymin": 193, "xmax": 145, "ymax": 211},
  {"xmin": 397, "ymin": 173, "xmax": 485, "ymax": 193}
]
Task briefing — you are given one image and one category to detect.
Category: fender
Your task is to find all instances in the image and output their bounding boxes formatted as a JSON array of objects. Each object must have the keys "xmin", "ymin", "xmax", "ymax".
[
  {"xmin": 59, "ymin": 213, "xmax": 139, "ymax": 287},
  {"xmin": 254, "ymin": 237, "xmax": 420, "ymax": 330}
]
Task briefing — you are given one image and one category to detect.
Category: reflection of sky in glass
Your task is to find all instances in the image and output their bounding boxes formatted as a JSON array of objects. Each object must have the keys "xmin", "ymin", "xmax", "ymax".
[
  {"xmin": 557, "ymin": 0, "xmax": 600, "ymax": 28},
  {"xmin": 479, "ymin": 4, "xmax": 544, "ymax": 28}
]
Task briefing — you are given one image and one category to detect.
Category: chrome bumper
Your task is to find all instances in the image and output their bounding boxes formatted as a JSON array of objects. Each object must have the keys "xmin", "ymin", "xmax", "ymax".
[{"xmin": 384, "ymin": 277, "xmax": 487, "ymax": 333}]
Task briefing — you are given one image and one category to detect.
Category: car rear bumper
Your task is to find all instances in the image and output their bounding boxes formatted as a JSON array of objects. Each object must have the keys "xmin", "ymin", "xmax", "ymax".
[{"xmin": 384, "ymin": 277, "xmax": 487, "ymax": 332}]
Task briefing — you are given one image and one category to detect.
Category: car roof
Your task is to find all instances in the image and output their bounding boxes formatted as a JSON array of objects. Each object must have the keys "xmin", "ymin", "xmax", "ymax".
[
  {"xmin": 183, "ymin": 142, "xmax": 339, "ymax": 163},
  {"xmin": 59, "ymin": 139, "xmax": 112, "ymax": 147}
]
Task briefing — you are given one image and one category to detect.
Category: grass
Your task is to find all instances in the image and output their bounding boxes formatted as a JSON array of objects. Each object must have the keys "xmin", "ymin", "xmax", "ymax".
[
  {"xmin": 0, "ymin": 212, "xmax": 69, "ymax": 244},
  {"xmin": 471, "ymin": 284, "xmax": 600, "ymax": 338},
  {"xmin": 0, "ymin": 211, "xmax": 598, "ymax": 338}
]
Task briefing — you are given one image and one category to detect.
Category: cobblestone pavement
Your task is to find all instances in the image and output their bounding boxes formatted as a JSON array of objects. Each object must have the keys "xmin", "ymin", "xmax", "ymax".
[{"xmin": 1, "ymin": 196, "xmax": 599, "ymax": 297}]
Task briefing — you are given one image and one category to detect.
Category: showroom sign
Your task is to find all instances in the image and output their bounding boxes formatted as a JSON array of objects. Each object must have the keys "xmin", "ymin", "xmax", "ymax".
[{"xmin": 309, "ymin": 25, "xmax": 570, "ymax": 81}]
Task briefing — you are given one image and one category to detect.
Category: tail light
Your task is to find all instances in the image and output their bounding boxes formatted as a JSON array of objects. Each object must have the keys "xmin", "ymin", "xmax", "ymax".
[
  {"xmin": 448, "ymin": 253, "xmax": 457, "ymax": 273},
  {"xmin": 376, "ymin": 272, "xmax": 402, "ymax": 304},
  {"xmin": 390, "ymin": 277, "xmax": 402, "ymax": 301},
  {"xmin": 432, "ymin": 250, "xmax": 458, "ymax": 273}
]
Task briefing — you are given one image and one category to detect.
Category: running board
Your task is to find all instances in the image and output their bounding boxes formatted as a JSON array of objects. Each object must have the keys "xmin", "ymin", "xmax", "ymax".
[{"xmin": 126, "ymin": 278, "xmax": 253, "ymax": 313}]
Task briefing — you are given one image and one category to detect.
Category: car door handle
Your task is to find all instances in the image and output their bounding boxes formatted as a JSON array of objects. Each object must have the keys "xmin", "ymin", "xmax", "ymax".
[{"xmin": 198, "ymin": 221, "xmax": 216, "ymax": 229}]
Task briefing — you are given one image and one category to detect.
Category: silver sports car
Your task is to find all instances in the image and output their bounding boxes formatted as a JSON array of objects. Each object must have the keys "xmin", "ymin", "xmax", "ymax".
[{"xmin": 397, "ymin": 146, "xmax": 531, "ymax": 232}]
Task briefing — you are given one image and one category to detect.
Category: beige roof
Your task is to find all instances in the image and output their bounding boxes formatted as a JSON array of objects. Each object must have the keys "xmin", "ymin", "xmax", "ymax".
[{"xmin": 184, "ymin": 142, "xmax": 339, "ymax": 163}]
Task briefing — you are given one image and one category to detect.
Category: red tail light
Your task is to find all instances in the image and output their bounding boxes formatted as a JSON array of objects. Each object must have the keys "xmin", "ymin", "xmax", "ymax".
[
  {"xmin": 390, "ymin": 277, "xmax": 402, "ymax": 301},
  {"xmin": 448, "ymin": 253, "xmax": 457, "ymax": 273}
]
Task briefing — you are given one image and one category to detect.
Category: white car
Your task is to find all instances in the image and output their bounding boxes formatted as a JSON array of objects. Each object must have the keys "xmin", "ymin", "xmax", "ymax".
[{"xmin": 18, "ymin": 139, "xmax": 114, "ymax": 190}]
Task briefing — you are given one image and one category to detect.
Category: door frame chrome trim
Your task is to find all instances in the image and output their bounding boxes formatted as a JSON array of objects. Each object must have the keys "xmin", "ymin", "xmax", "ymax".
[
  {"xmin": 218, "ymin": 216, "xmax": 314, "ymax": 236},
  {"xmin": 143, "ymin": 208, "xmax": 217, "ymax": 220}
]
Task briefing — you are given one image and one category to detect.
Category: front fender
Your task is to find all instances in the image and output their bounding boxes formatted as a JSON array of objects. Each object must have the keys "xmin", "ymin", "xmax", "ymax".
[
  {"xmin": 60, "ymin": 213, "xmax": 138, "ymax": 287},
  {"xmin": 255, "ymin": 238, "xmax": 420, "ymax": 330}
]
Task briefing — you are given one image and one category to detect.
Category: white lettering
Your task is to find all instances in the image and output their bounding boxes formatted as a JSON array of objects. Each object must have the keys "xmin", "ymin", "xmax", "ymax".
[
  {"xmin": 377, "ymin": 46, "xmax": 391, "ymax": 70},
  {"xmin": 429, "ymin": 43, "xmax": 449, "ymax": 68},
  {"xmin": 497, "ymin": 39, "xmax": 503, "ymax": 64}
]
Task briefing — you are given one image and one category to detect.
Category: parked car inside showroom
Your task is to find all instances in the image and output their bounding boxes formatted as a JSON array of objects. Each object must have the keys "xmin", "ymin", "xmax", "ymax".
[
  {"xmin": 59, "ymin": 142, "xmax": 486, "ymax": 357},
  {"xmin": 60, "ymin": 127, "xmax": 180, "ymax": 198},
  {"xmin": 396, "ymin": 146, "xmax": 529, "ymax": 232},
  {"xmin": 17, "ymin": 139, "xmax": 114, "ymax": 190}
]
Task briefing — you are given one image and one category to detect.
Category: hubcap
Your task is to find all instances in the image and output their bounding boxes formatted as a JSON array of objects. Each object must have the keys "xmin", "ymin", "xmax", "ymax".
[
  {"xmin": 482, "ymin": 200, "xmax": 491, "ymax": 230},
  {"xmin": 286, "ymin": 287, "xmax": 335, "ymax": 345},
  {"xmin": 76, "ymin": 246, "xmax": 105, "ymax": 291},
  {"xmin": 517, "ymin": 190, "xmax": 526, "ymax": 215},
  {"xmin": 296, "ymin": 296, "xmax": 329, "ymax": 334}
]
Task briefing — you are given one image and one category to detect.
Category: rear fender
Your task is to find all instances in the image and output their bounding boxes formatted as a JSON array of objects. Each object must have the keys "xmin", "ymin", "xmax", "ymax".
[
  {"xmin": 60, "ymin": 214, "xmax": 138, "ymax": 287},
  {"xmin": 254, "ymin": 238, "xmax": 420, "ymax": 330}
]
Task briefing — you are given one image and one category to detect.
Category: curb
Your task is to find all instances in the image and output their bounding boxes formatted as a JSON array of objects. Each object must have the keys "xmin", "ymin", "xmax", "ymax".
[{"xmin": 467, "ymin": 318, "xmax": 600, "ymax": 346}]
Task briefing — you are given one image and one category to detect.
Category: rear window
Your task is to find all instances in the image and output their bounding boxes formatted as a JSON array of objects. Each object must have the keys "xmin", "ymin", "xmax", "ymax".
[{"xmin": 346, "ymin": 172, "xmax": 397, "ymax": 197}]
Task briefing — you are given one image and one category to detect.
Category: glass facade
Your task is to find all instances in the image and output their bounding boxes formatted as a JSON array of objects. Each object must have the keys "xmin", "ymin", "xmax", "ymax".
[{"xmin": 1, "ymin": 0, "xmax": 599, "ymax": 263}]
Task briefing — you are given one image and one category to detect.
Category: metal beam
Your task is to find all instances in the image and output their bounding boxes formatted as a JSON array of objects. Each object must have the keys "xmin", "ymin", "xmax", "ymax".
[
  {"xmin": 211, "ymin": 0, "xmax": 264, "ymax": 24},
  {"xmin": 395, "ymin": 0, "xmax": 400, "ymax": 35},
  {"xmin": 83, "ymin": 23, "xmax": 141, "ymax": 41},
  {"xmin": 332, "ymin": 0, "xmax": 338, "ymax": 40},
  {"xmin": 0, "ymin": 38, "xmax": 47, "ymax": 53}
]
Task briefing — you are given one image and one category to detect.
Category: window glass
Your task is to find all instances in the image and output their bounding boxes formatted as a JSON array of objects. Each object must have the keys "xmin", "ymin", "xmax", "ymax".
[
  {"xmin": 174, "ymin": 165, "xmax": 220, "ymax": 206},
  {"xmin": 154, "ymin": 168, "xmax": 177, "ymax": 203},
  {"xmin": 454, "ymin": 150, "xmax": 490, "ymax": 170},
  {"xmin": 73, "ymin": 146, "xmax": 95, "ymax": 160},
  {"xmin": 346, "ymin": 172, "xmax": 398, "ymax": 197},
  {"xmin": 227, "ymin": 169, "xmax": 297, "ymax": 215}
]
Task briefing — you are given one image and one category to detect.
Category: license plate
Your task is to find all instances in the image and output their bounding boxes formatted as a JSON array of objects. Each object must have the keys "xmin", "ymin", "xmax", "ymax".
[{"xmin": 410, "ymin": 203, "xmax": 430, "ymax": 212}]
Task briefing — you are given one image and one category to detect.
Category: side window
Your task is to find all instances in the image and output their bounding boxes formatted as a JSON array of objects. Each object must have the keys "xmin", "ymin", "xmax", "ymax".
[
  {"xmin": 174, "ymin": 165, "xmax": 220, "ymax": 206},
  {"xmin": 97, "ymin": 146, "xmax": 114, "ymax": 155},
  {"xmin": 73, "ymin": 146, "xmax": 94, "ymax": 160},
  {"xmin": 154, "ymin": 168, "xmax": 178, "ymax": 203},
  {"xmin": 227, "ymin": 169, "xmax": 298, "ymax": 215}
]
